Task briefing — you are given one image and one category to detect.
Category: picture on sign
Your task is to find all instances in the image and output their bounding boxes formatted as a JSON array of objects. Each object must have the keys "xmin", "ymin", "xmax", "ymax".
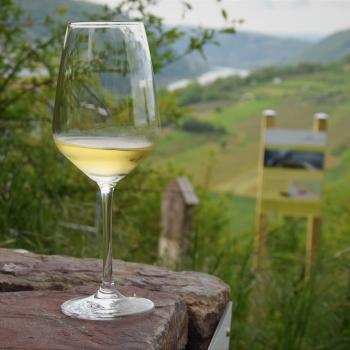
[
  {"xmin": 264, "ymin": 149, "xmax": 325, "ymax": 170},
  {"xmin": 260, "ymin": 128, "xmax": 326, "ymax": 216},
  {"xmin": 282, "ymin": 180, "xmax": 321, "ymax": 200}
]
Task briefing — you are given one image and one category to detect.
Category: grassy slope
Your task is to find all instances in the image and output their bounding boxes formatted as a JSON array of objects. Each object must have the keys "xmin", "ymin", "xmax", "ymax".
[{"xmin": 150, "ymin": 61, "xmax": 350, "ymax": 196}]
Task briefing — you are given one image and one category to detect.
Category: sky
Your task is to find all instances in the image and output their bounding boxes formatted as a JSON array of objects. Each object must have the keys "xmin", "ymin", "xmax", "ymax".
[{"xmin": 84, "ymin": 0, "xmax": 350, "ymax": 38}]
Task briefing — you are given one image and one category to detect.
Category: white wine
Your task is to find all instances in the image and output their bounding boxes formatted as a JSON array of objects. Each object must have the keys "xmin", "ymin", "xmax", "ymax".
[{"xmin": 54, "ymin": 136, "xmax": 154, "ymax": 183}]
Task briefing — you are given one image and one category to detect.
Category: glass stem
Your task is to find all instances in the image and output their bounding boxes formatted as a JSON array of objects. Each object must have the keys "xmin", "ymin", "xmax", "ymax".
[{"xmin": 99, "ymin": 183, "xmax": 116, "ymax": 294}]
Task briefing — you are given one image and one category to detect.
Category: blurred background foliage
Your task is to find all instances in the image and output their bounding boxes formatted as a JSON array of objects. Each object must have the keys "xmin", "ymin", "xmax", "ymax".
[{"xmin": 1, "ymin": 0, "xmax": 350, "ymax": 349}]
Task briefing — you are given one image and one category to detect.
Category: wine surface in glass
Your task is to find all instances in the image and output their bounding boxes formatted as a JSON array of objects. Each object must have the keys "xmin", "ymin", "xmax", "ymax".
[{"xmin": 54, "ymin": 136, "xmax": 154, "ymax": 183}]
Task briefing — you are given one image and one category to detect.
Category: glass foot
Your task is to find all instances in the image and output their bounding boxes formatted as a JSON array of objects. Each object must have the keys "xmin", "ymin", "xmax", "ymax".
[{"xmin": 61, "ymin": 290, "xmax": 154, "ymax": 320}]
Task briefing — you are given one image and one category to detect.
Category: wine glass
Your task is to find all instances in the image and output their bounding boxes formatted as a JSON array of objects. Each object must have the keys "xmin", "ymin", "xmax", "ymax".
[{"xmin": 53, "ymin": 22, "xmax": 160, "ymax": 320}]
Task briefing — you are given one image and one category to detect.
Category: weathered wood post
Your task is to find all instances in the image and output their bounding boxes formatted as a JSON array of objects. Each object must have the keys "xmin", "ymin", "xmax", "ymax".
[
  {"xmin": 159, "ymin": 177, "xmax": 199, "ymax": 268},
  {"xmin": 254, "ymin": 109, "xmax": 276, "ymax": 270},
  {"xmin": 306, "ymin": 112, "xmax": 328, "ymax": 277}
]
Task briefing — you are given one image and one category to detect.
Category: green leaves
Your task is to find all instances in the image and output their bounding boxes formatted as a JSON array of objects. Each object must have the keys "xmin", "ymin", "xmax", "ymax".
[
  {"xmin": 85, "ymin": 0, "xmax": 236, "ymax": 73},
  {"xmin": 56, "ymin": 6, "xmax": 67, "ymax": 16},
  {"xmin": 221, "ymin": 27, "xmax": 236, "ymax": 34},
  {"xmin": 221, "ymin": 8, "xmax": 228, "ymax": 20},
  {"xmin": 182, "ymin": 1, "xmax": 192, "ymax": 11},
  {"xmin": 157, "ymin": 90, "xmax": 189, "ymax": 125}
]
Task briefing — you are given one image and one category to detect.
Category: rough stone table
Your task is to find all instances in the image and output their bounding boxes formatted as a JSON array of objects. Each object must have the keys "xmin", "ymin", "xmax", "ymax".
[{"xmin": 0, "ymin": 249, "xmax": 231, "ymax": 350}]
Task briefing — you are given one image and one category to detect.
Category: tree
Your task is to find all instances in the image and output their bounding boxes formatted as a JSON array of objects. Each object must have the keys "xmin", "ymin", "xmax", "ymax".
[{"xmin": 0, "ymin": 0, "xmax": 236, "ymax": 252}]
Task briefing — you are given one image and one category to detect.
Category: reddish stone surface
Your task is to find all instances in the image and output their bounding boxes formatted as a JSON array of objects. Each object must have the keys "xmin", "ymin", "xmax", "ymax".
[
  {"xmin": 0, "ymin": 287, "xmax": 187, "ymax": 350},
  {"xmin": 0, "ymin": 249, "xmax": 231, "ymax": 349}
]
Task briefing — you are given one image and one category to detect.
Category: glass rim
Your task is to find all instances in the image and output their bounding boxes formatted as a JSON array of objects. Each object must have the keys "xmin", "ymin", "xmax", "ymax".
[{"xmin": 68, "ymin": 21, "xmax": 144, "ymax": 28}]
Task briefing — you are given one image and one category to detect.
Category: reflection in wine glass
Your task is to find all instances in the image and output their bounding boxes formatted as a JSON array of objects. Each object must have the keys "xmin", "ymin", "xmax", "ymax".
[{"xmin": 53, "ymin": 22, "xmax": 160, "ymax": 320}]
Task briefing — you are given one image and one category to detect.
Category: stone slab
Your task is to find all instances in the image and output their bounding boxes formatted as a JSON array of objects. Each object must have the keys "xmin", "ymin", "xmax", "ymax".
[
  {"xmin": 0, "ymin": 286, "xmax": 187, "ymax": 350},
  {"xmin": 0, "ymin": 249, "xmax": 231, "ymax": 349}
]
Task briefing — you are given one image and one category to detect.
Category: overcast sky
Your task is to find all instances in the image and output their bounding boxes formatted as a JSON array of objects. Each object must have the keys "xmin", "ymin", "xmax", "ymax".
[{"xmin": 84, "ymin": 0, "xmax": 350, "ymax": 37}]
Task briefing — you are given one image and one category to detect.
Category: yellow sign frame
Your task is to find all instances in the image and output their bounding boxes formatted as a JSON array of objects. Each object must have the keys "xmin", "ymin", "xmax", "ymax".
[{"xmin": 254, "ymin": 111, "xmax": 328, "ymax": 277}]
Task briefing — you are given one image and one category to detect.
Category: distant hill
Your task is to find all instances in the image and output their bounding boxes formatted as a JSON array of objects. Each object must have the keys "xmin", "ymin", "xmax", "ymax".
[
  {"xmin": 154, "ymin": 29, "xmax": 312, "ymax": 86},
  {"xmin": 199, "ymin": 31, "xmax": 309, "ymax": 69},
  {"xmin": 17, "ymin": 0, "xmax": 107, "ymax": 37},
  {"xmin": 16, "ymin": 0, "xmax": 314, "ymax": 85},
  {"xmin": 160, "ymin": 30, "xmax": 310, "ymax": 85},
  {"xmin": 16, "ymin": 0, "xmax": 206, "ymax": 84},
  {"xmin": 297, "ymin": 28, "xmax": 350, "ymax": 63}
]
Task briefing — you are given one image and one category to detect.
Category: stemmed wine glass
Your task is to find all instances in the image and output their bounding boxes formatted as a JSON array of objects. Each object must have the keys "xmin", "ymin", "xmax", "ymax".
[{"xmin": 53, "ymin": 22, "xmax": 160, "ymax": 320}]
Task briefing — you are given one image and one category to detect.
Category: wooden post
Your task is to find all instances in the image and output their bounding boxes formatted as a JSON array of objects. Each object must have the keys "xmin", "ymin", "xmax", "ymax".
[
  {"xmin": 254, "ymin": 109, "xmax": 276, "ymax": 270},
  {"xmin": 305, "ymin": 113, "xmax": 328, "ymax": 277},
  {"xmin": 313, "ymin": 112, "xmax": 328, "ymax": 132},
  {"xmin": 159, "ymin": 177, "xmax": 199, "ymax": 268}
]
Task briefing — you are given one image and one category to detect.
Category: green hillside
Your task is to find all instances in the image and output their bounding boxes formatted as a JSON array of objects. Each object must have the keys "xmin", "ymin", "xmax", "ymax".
[
  {"xmin": 297, "ymin": 28, "xmax": 350, "ymax": 63},
  {"xmin": 151, "ymin": 58, "xmax": 350, "ymax": 195},
  {"xmin": 16, "ymin": 0, "xmax": 350, "ymax": 195}
]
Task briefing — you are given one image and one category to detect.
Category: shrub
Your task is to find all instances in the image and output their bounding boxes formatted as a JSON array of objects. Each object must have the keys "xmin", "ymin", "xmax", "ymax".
[{"xmin": 180, "ymin": 118, "xmax": 227, "ymax": 134}]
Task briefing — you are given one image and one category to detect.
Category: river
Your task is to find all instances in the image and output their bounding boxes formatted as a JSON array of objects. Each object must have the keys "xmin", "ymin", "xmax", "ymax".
[{"xmin": 167, "ymin": 67, "xmax": 250, "ymax": 91}]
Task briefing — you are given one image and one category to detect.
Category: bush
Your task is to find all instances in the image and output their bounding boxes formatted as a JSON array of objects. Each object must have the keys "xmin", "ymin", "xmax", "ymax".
[{"xmin": 180, "ymin": 118, "xmax": 227, "ymax": 134}]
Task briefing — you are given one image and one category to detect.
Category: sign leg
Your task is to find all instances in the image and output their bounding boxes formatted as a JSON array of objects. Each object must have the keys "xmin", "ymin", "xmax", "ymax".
[
  {"xmin": 254, "ymin": 213, "xmax": 268, "ymax": 270},
  {"xmin": 306, "ymin": 216, "xmax": 321, "ymax": 278}
]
